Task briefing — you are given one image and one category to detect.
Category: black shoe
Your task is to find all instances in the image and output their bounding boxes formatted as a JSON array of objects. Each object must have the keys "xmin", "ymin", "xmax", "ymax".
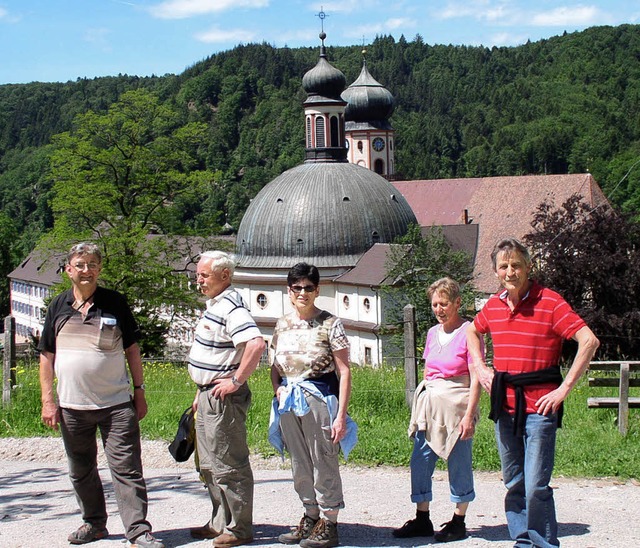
[
  {"xmin": 434, "ymin": 516, "xmax": 466, "ymax": 543},
  {"xmin": 392, "ymin": 516, "xmax": 434, "ymax": 538}
]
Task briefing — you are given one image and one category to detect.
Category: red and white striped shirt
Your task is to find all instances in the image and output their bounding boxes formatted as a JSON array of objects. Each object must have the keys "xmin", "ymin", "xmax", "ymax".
[{"xmin": 474, "ymin": 281, "xmax": 586, "ymax": 413}]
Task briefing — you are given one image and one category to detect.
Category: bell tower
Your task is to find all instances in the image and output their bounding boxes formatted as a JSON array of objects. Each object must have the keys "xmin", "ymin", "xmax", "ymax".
[{"xmin": 342, "ymin": 51, "xmax": 396, "ymax": 178}]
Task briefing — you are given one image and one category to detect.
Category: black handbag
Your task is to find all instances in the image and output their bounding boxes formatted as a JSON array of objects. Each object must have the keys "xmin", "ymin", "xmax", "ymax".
[{"xmin": 168, "ymin": 406, "xmax": 196, "ymax": 462}]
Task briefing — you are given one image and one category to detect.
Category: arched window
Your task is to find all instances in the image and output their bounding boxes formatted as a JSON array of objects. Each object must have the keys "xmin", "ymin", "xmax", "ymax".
[
  {"xmin": 363, "ymin": 298, "xmax": 371, "ymax": 313},
  {"xmin": 315, "ymin": 117, "xmax": 326, "ymax": 147},
  {"xmin": 343, "ymin": 295, "xmax": 350, "ymax": 309},
  {"xmin": 374, "ymin": 158, "xmax": 385, "ymax": 174},
  {"xmin": 306, "ymin": 117, "xmax": 312, "ymax": 147},
  {"xmin": 256, "ymin": 293, "xmax": 268, "ymax": 309},
  {"xmin": 357, "ymin": 141, "xmax": 363, "ymax": 152},
  {"xmin": 330, "ymin": 116, "xmax": 339, "ymax": 147}
]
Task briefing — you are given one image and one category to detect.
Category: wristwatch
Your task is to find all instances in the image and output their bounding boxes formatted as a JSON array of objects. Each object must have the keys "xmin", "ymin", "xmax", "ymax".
[
  {"xmin": 231, "ymin": 375, "xmax": 244, "ymax": 387},
  {"xmin": 133, "ymin": 384, "xmax": 146, "ymax": 391}
]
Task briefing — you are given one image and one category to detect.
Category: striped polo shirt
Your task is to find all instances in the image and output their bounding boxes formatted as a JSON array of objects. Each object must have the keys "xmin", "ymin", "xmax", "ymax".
[
  {"xmin": 188, "ymin": 287, "xmax": 262, "ymax": 386},
  {"xmin": 474, "ymin": 281, "xmax": 586, "ymax": 413},
  {"xmin": 38, "ymin": 287, "xmax": 141, "ymax": 410}
]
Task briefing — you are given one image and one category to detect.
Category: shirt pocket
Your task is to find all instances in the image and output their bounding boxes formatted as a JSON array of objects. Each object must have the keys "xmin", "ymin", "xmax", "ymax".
[{"xmin": 98, "ymin": 315, "xmax": 119, "ymax": 351}]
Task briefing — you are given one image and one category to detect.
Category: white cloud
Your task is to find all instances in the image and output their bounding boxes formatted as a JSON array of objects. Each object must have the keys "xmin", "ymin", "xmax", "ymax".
[
  {"xmin": 346, "ymin": 16, "xmax": 415, "ymax": 38},
  {"xmin": 488, "ymin": 31, "xmax": 530, "ymax": 46},
  {"xmin": 530, "ymin": 5, "xmax": 603, "ymax": 27},
  {"xmin": 195, "ymin": 26, "xmax": 257, "ymax": 43},
  {"xmin": 150, "ymin": 0, "xmax": 268, "ymax": 19},
  {"xmin": 386, "ymin": 17, "xmax": 413, "ymax": 30},
  {"xmin": 435, "ymin": 1, "xmax": 615, "ymax": 30},
  {"xmin": 438, "ymin": 0, "xmax": 512, "ymax": 22}
]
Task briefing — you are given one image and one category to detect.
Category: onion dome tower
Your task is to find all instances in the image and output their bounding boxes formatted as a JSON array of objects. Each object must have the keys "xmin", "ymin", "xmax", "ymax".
[
  {"xmin": 235, "ymin": 32, "xmax": 416, "ymax": 272},
  {"xmin": 302, "ymin": 30, "xmax": 348, "ymax": 163},
  {"xmin": 342, "ymin": 51, "xmax": 396, "ymax": 178}
]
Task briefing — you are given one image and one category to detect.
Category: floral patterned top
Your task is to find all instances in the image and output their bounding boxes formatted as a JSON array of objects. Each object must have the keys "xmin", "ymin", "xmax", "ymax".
[{"xmin": 270, "ymin": 309, "xmax": 349, "ymax": 381}]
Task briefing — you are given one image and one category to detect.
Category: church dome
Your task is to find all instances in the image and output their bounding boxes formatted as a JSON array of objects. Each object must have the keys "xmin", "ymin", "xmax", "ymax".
[
  {"xmin": 342, "ymin": 60, "xmax": 395, "ymax": 122},
  {"xmin": 302, "ymin": 33, "xmax": 346, "ymax": 100},
  {"xmin": 236, "ymin": 161, "xmax": 417, "ymax": 268}
]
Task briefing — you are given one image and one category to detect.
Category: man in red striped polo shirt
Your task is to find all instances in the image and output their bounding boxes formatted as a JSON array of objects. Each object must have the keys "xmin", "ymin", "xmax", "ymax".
[{"xmin": 467, "ymin": 238, "xmax": 599, "ymax": 548}]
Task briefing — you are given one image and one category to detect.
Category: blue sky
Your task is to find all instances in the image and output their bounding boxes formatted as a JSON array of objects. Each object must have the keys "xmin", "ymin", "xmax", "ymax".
[{"xmin": 1, "ymin": 0, "xmax": 639, "ymax": 84}]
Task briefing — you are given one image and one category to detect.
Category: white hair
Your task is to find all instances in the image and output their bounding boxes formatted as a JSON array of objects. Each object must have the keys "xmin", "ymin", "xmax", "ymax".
[{"xmin": 199, "ymin": 250, "xmax": 236, "ymax": 275}]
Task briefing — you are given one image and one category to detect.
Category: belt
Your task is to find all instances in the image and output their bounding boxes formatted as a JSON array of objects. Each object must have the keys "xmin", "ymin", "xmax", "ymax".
[{"xmin": 197, "ymin": 383, "xmax": 216, "ymax": 391}]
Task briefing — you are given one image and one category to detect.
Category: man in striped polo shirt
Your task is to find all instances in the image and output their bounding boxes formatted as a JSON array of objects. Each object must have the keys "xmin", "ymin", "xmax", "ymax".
[
  {"xmin": 187, "ymin": 251, "xmax": 265, "ymax": 548},
  {"xmin": 467, "ymin": 238, "xmax": 599, "ymax": 548}
]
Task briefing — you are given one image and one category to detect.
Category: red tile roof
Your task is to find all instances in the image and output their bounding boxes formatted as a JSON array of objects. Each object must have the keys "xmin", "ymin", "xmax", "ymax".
[{"xmin": 393, "ymin": 174, "xmax": 609, "ymax": 294}]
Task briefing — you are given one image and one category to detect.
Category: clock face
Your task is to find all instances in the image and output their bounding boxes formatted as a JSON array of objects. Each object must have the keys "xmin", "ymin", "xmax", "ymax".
[{"xmin": 372, "ymin": 137, "xmax": 385, "ymax": 152}]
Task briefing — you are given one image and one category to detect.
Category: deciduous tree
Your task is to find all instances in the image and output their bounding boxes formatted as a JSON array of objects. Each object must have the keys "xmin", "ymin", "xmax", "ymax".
[
  {"xmin": 524, "ymin": 195, "xmax": 640, "ymax": 359},
  {"xmin": 382, "ymin": 225, "xmax": 478, "ymax": 349},
  {"xmin": 42, "ymin": 89, "xmax": 219, "ymax": 354}
]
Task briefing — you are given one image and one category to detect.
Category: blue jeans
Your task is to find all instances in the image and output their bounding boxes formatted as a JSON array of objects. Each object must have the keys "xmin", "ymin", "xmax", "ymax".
[
  {"xmin": 495, "ymin": 411, "xmax": 559, "ymax": 548},
  {"xmin": 409, "ymin": 430, "xmax": 475, "ymax": 504}
]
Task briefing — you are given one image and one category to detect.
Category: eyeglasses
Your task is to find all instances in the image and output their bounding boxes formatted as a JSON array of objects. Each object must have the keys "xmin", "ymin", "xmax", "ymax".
[
  {"xmin": 290, "ymin": 284, "xmax": 316, "ymax": 294},
  {"xmin": 71, "ymin": 262, "xmax": 100, "ymax": 271}
]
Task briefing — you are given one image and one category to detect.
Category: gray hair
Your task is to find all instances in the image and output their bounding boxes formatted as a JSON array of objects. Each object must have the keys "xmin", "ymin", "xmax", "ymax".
[
  {"xmin": 427, "ymin": 277, "xmax": 461, "ymax": 302},
  {"xmin": 67, "ymin": 242, "xmax": 102, "ymax": 264},
  {"xmin": 490, "ymin": 238, "xmax": 531, "ymax": 271},
  {"xmin": 199, "ymin": 250, "xmax": 236, "ymax": 275}
]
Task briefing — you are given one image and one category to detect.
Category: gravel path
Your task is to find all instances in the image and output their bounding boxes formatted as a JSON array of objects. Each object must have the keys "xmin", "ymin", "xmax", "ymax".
[{"xmin": 1, "ymin": 437, "xmax": 638, "ymax": 548}]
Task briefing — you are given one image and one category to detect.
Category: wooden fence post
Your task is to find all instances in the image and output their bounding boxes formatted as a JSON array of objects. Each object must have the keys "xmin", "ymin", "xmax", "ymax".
[
  {"xmin": 619, "ymin": 362, "xmax": 630, "ymax": 436},
  {"xmin": 3, "ymin": 316, "xmax": 16, "ymax": 407},
  {"xmin": 403, "ymin": 304, "xmax": 418, "ymax": 408}
]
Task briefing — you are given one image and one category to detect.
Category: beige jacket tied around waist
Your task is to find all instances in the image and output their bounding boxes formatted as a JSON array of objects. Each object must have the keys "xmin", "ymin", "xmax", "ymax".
[{"xmin": 408, "ymin": 375, "xmax": 477, "ymax": 460}]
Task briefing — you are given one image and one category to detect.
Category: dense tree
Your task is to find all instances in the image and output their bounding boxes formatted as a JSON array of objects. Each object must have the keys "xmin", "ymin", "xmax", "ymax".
[
  {"xmin": 381, "ymin": 225, "xmax": 478, "ymax": 348},
  {"xmin": 523, "ymin": 195, "xmax": 640, "ymax": 359},
  {"xmin": 42, "ymin": 89, "xmax": 219, "ymax": 354}
]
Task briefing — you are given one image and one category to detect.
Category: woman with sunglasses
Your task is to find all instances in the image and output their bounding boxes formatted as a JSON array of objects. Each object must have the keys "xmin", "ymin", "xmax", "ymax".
[{"xmin": 269, "ymin": 263, "xmax": 356, "ymax": 548}]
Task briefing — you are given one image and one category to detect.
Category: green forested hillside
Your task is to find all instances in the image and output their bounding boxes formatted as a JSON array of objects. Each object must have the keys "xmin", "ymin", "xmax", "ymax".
[{"xmin": 1, "ymin": 25, "xmax": 640, "ymax": 314}]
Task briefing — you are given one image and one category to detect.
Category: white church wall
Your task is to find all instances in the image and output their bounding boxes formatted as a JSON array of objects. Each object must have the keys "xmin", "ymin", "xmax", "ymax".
[
  {"xmin": 335, "ymin": 284, "xmax": 380, "ymax": 324},
  {"xmin": 335, "ymin": 286, "xmax": 359, "ymax": 321},
  {"xmin": 358, "ymin": 290, "xmax": 379, "ymax": 324},
  {"xmin": 344, "ymin": 330, "xmax": 382, "ymax": 366}
]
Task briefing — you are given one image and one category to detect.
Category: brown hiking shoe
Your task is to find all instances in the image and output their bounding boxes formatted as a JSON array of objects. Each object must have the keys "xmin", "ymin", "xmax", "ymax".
[
  {"xmin": 189, "ymin": 523, "xmax": 220, "ymax": 539},
  {"xmin": 278, "ymin": 515, "xmax": 319, "ymax": 544},
  {"xmin": 299, "ymin": 519, "xmax": 339, "ymax": 548},
  {"xmin": 213, "ymin": 532, "xmax": 254, "ymax": 547},
  {"xmin": 68, "ymin": 523, "xmax": 109, "ymax": 545}
]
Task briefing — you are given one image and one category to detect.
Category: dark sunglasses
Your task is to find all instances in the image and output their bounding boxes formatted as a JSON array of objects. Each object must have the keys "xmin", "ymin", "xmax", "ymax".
[{"xmin": 290, "ymin": 284, "xmax": 317, "ymax": 294}]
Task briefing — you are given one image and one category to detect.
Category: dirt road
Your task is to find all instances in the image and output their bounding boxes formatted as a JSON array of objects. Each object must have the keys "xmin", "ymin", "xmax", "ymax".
[{"xmin": 0, "ymin": 437, "xmax": 638, "ymax": 547}]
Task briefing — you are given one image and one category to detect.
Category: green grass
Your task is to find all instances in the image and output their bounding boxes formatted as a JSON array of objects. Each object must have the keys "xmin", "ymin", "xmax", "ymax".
[{"xmin": 2, "ymin": 359, "xmax": 639, "ymax": 478}]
